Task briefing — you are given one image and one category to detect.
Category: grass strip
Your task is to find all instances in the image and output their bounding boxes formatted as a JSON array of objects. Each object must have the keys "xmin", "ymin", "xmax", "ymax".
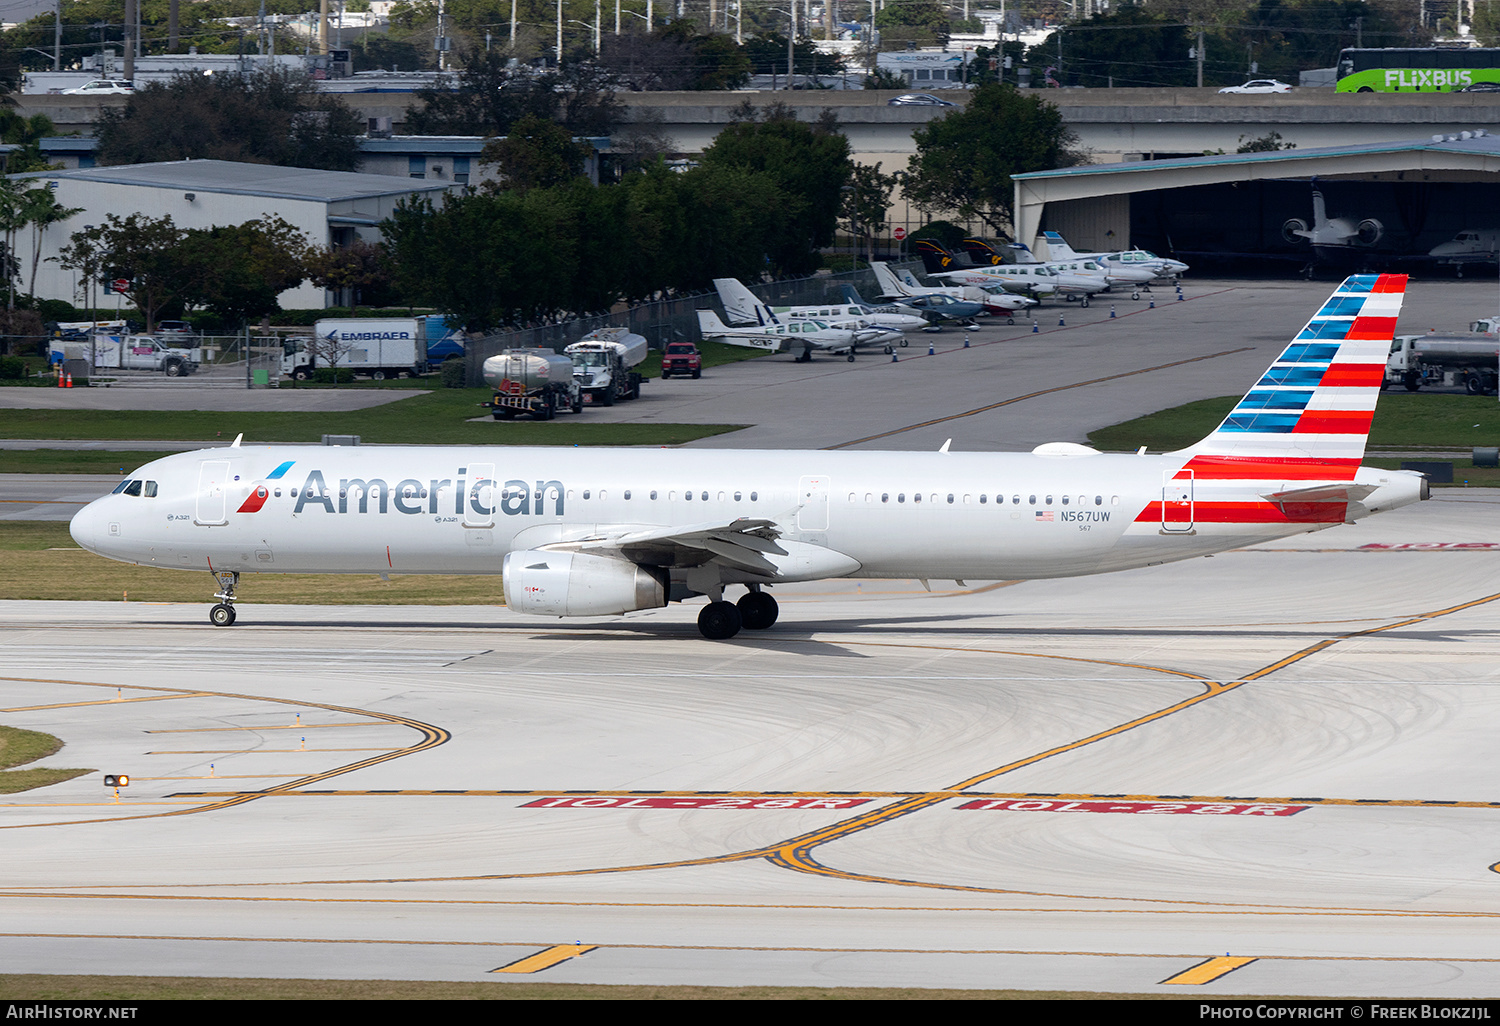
[
  {"xmin": 1088, "ymin": 392, "xmax": 1500, "ymax": 455},
  {"xmin": 0, "ymin": 725, "xmax": 91, "ymax": 793},
  {"xmin": 0, "ymin": 389, "xmax": 743, "ymax": 445}
]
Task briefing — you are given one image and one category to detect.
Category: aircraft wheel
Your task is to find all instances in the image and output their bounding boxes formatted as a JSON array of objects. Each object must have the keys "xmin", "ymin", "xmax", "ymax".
[
  {"xmin": 1081, "ymin": 297, "xmax": 1090, "ymax": 308},
  {"xmin": 883, "ymin": 345, "xmax": 893, "ymax": 355},
  {"xmin": 209, "ymin": 603, "xmax": 236, "ymax": 627},
  {"xmin": 1132, "ymin": 292, "xmax": 1141, "ymax": 301},
  {"xmin": 737, "ymin": 591, "xmax": 778, "ymax": 630},
  {"xmin": 900, "ymin": 338, "xmax": 910, "ymax": 347},
  {"xmin": 847, "ymin": 354, "xmax": 855, "ymax": 363},
  {"xmin": 697, "ymin": 601, "xmax": 743, "ymax": 640},
  {"xmin": 1007, "ymin": 317, "xmax": 1015, "ymax": 325}
]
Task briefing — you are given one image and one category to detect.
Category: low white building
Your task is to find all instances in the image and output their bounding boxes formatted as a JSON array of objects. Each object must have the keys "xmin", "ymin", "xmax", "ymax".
[{"xmin": 12, "ymin": 159, "xmax": 451, "ymax": 311}]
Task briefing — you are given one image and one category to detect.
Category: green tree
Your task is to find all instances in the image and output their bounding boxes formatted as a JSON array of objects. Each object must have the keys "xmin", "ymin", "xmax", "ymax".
[
  {"xmin": 902, "ymin": 84, "xmax": 1080, "ymax": 238},
  {"xmin": 178, "ymin": 216, "xmax": 311, "ymax": 326},
  {"xmin": 480, "ymin": 113, "xmax": 591, "ymax": 193},
  {"xmin": 63, "ymin": 214, "xmax": 186, "ymax": 330},
  {"xmin": 842, "ymin": 161, "xmax": 898, "ymax": 265},
  {"xmin": 698, "ymin": 102, "xmax": 852, "ymax": 277},
  {"xmin": 95, "ymin": 68, "xmax": 362, "ymax": 171},
  {"xmin": 405, "ymin": 50, "xmax": 622, "ymax": 136},
  {"xmin": 305, "ymin": 239, "xmax": 395, "ymax": 314}
]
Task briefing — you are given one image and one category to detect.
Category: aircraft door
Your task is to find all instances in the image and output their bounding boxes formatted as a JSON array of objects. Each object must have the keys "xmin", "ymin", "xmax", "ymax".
[
  {"xmin": 196, "ymin": 460, "xmax": 230, "ymax": 526},
  {"xmin": 464, "ymin": 463, "xmax": 496, "ymax": 528},
  {"xmin": 1161, "ymin": 470, "xmax": 1194, "ymax": 533},
  {"xmin": 798, "ymin": 475, "xmax": 830, "ymax": 531}
]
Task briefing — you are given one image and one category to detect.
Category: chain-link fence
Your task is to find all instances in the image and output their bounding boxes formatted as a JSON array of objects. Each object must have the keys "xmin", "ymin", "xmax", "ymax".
[
  {"xmin": 40, "ymin": 332, "xmax": 288, "ymax": 387},
  {"xmin": 465, "ymin": 263, "xmax": 921, "ymax": 383}
]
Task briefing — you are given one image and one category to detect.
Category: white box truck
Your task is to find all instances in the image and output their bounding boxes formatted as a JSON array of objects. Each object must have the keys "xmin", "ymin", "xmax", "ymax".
[{"xmin": 283, "ymin": 319, "xmax": 428, "ymax": 380}]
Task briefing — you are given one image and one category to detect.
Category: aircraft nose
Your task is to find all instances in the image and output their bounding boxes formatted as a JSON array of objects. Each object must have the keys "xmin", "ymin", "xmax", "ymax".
[{"xmin": 69, "ymin": 500, "xmax": 102, "ymax": 553}]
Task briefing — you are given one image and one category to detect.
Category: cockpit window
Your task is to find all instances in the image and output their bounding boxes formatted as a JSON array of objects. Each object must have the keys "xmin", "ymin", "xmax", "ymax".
[
  {"xmin": 111, "ymin": 479, "xmax": 132, "ymax": 494},
  {"xmin": 122, "ymin": 480, "xmax": 142, "ymax": 497},
  {"xmin": 143, "ymin": 481, "xmax": 158, "ymax": 497}
]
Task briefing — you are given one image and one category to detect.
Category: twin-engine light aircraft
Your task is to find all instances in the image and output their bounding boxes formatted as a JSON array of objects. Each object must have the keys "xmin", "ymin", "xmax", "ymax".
[{"xmin": 70, "ymin": 276, "xmax": 1427, "ymax": 640}]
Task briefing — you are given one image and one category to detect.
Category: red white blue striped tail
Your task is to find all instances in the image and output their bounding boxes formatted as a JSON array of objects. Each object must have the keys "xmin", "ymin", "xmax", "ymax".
[{"xmin": 1178, "ymin": 273, "xmax": 1405, "ymax": 480}]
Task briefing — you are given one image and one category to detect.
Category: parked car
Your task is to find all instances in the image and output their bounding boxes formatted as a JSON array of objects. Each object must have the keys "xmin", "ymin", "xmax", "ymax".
[
  {"xmin": 63, "ymin": 79, "xmax": 134, "ymax": 95},
  {"xmin": 1218, "ymin": 79, "xmax": 1292, "ymax": 94},
  {"xmin": 660, "ymin": 341, "xmax": 701, "ymax": 379},
  {"xmin": 887, "ymin": 93, "xmax": 957, "ymax": 106}
]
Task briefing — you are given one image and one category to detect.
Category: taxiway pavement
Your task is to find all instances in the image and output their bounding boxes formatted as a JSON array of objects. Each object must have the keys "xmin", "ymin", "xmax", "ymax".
[{"xmin": 0, "ymin": 490, "xmax": 1498, "ymax": 994}]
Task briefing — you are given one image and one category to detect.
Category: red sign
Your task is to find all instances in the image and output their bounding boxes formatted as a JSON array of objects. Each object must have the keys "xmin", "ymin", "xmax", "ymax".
[
  {"xmin": 111, "ymin": 278, "xmax": 129, "ymax": 294},
  {"xmin": 521, "ymin": 796, "xmax": 872, "ymax": 810},
  {"xmin": 893, "ymin": 227, "xmax": 907, "ymax": 241},
  {"xmin": 957, "ymin": 798, "xmax": 1306, "ymax": 816}
]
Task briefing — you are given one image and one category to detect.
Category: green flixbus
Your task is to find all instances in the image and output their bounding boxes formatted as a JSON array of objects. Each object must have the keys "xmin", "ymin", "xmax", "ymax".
[{"xmin": 1336, "ymin": 47, "xmax": 1500, "ymax": 92}]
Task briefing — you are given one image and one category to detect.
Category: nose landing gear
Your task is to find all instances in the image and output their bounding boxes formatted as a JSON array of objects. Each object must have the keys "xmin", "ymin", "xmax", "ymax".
[{"xmin": 209, "ymin": 570, "xmax": 239, "ymax": 627}]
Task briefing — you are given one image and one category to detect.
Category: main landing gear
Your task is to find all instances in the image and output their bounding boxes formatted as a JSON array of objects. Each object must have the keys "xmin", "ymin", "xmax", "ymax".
[
  {"xmin": 696, "ymin": 588, "xmax": 779, "ymax": 640},
  {"xmin": 209, "ymin": 570, "xmax": 238, "ymax": 627}
]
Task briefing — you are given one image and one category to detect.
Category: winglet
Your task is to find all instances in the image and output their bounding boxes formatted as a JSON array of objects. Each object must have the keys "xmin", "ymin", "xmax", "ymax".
[
  {"xmin": 938, "ymin": 438, "xmax": 952, "ymax": 453},
  {"xmin": 231, "ymin": 433, "xmax": 243, "ymax": 448}
]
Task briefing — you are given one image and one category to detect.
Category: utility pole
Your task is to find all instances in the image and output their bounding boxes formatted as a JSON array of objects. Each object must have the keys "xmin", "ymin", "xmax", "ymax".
[
  {"xmin": 1196, "ymin": 24, "xmax": 1204, "ymax": 88},
  {"xmin": 787, "ymin": 2, "xmax": 796, "ymax": 90},
  {"xmin": 123, "ymin": 0, "xmax": 136, "ymax": 79},
  {"xmin": 52, "ymin": 0, "xmax": 60, "ymax": 69}
]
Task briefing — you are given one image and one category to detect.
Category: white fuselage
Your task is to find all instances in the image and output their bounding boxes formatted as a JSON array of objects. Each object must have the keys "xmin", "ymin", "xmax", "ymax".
[{"xmin": 69, "ymin": 445, "xmax": 1424, "ymax": 586}]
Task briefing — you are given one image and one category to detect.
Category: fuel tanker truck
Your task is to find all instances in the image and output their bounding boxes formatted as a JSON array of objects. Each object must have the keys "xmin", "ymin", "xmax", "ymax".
[{"xmin": 481, "ymin": 349, "xmax": 583, "ymax": 420}]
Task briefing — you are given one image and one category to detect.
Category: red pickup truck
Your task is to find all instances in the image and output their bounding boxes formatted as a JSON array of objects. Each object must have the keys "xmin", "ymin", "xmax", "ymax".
[{"xmin": 660, "ymin": 341, "xmax": 702, "ymax": 379}]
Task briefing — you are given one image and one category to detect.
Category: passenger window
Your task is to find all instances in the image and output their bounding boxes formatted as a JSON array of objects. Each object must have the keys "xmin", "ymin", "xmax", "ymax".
[
  {"xmin": 734, "ymin": 491, "xmax": 742, "ymax": 501},
  {"xmin": 581, "ymin": 490, "xmax": 589, "ymax": 500},
  {"xmin": 685, "ymin": 491, "xmax": 693, "ymax": 501},
  {"xmin": 624, "ymin": 490, "xmax": 631, "ymax": 500},
  {"xmin": 1028, "ymin": 494, "xmax": 1036, "ymax": 505},
  {"xmin": 881, "ymin": 493, "xmax": 889, "ymax": 503},
  {"xmin": 750, "ymin": 491, "xmax": 758, "ymax": 501},
  {"xmin": 1095, "ymin": 495, "xmax": 1102, "ymax": 505},
  {"xmin": 651, "ymin": 490, "xmax": 658, "ymax": 500},
  {"xmin": 979, "ymin": 494, "xmax": 987, "ymax": 504},
  {"xmin": 1061, "ymin": 495, "xmax": 1069, "ymax": 505}
]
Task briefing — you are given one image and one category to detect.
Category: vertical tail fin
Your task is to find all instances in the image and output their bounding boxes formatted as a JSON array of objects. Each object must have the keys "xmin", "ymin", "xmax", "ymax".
[
  {"xmin": 1182, "ymin": 273, "xmax": 1406, "ymax": 472},
  {"xmin": 1041, "ymin": 230, "xmax": 1080, "ymax": 260},
  {"xmin": 896, "ymin": 268, "xmax": 926, "ymax": 290},
  {"xmin": 712, "ymin": 278, "xmax": 779, "ymax": 326},
  {"xmin": 961, "ymin": 238, "xmax": 1005, "ymax": 265},
  {"xmin": 868, "ymin": 261, "xmax": 906, "ymax": 298},
  {"xmin": 914, "ymin": 240, "xmax": 960, "ymax": 274},
  {"xmin": 841, "ymin": 282, "xmax": 871, "ymax": 306}
]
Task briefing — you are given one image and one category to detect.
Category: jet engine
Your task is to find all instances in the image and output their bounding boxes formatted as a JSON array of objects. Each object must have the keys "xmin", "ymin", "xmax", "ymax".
[
  {"xmin": 1356, "ymin": 219, "xmax": 1384, "ymax": 246},
  {"xmin": 502, "ymin": 549, "xmax": 668, "ymax": 617},
  {"xmin": 1281, "ymin": 218, "xmax": 1309, "ymax": 244}
]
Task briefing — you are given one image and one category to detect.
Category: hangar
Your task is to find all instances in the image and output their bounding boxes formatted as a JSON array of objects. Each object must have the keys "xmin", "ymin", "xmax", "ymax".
[{"xmin": 1012, "ymin": 131, "xmax": 1500, "ymax": 273}]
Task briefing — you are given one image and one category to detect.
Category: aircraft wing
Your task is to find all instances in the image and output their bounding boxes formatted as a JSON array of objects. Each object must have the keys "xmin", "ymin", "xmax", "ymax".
[{"xmin": 572, "ymin": 517, "xmax": 788, "ymax": 574}]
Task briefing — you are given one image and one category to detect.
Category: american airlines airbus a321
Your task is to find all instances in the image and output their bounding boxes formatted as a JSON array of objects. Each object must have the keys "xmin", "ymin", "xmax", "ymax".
[{"xmin": 70, "ymin": 275, "xmax": 1426, "ymax": 640}]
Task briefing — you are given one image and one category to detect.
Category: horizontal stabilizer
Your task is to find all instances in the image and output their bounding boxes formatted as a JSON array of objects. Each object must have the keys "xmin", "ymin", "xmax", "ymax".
[{"xmin": 1260, "ymin": 483, "xmax": 1377, "ymax": 504}]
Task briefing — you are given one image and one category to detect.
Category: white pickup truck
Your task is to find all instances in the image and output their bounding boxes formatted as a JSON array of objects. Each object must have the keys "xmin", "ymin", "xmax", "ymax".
[{"xmin": 54, "ymin": 335, "xmax": 200, "ymax": 377}]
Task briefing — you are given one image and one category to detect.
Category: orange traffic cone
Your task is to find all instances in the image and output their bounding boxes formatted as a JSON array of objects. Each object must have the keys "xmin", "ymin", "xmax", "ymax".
[
  {"xmin": 65, "ymin": 372, "xmax": 72, "ymax": 388},
  {"xmin": 55, "ymin": 367, "xmax": 62, "ymax": 387}
]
